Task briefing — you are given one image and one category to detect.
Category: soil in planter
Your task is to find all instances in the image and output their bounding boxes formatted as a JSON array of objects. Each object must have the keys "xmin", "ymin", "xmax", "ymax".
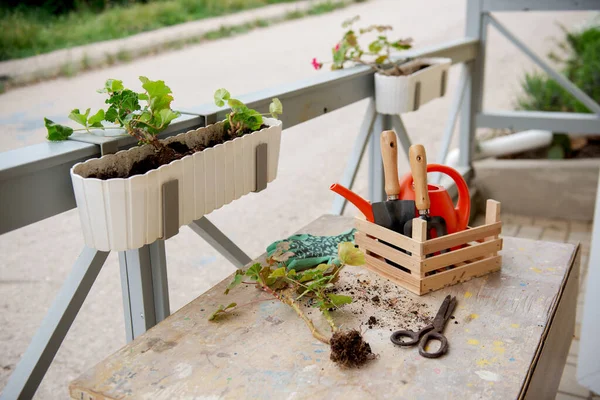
[
  {"xmin": 87, "ymin": 124, "xmax": 268, "ymax": 180},
  {"xmin": 330, "ymin": 329, "xmax": 376, "ymax": 368},
  {"xmin": 384, "ymin": 63, "xmax": 431, "ymax": 77}
]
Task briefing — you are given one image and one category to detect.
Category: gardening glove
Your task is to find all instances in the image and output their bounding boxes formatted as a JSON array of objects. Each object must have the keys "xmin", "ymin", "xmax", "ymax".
[{"xmin": 266, "ymin": 229, "xmax": 356, "ymax": 272}]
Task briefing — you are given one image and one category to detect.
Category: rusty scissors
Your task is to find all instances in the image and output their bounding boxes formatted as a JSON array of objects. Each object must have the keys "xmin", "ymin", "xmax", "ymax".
[{"xmin": 390, "ymin": 295, "xmax": 457, "ymax": 358}]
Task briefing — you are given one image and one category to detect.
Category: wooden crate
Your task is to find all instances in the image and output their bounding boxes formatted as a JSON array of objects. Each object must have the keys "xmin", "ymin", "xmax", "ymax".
[{"xmin": 355, "ymin": 199, "xmax": 503, "ymax": 295}]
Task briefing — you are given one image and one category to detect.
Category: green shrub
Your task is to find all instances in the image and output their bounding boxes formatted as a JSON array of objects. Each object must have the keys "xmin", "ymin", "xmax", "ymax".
[{"xmin": 517, "ymin": 24, "xmax": 600, "ymax": 114}]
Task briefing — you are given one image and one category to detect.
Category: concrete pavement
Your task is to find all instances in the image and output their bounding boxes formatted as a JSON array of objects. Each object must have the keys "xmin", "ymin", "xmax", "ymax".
[{"xmin": 0, "ymin": 1, "xmax": 595, "ymax": 398}]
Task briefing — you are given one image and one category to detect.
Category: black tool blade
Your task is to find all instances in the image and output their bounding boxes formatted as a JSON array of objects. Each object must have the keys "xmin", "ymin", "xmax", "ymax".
[{"xmin": 372, "ymin": 200, "xmax": 416, "ymax": 235}]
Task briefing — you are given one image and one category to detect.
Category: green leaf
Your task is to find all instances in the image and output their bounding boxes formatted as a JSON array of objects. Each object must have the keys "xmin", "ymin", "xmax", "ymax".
[
  {"xmin": 338, "ymin": 242, "xmax": 365, "ymax": 266},
  {"xmin": 88, "ymin": 109, "xmax": 105, "ymax": 128},
  {"xmin": 139, "ymin": 77, "xmax": 173, "ymax": 111},
  {"xmin": 368, "ymin": 40, "xmax": 383, "ymax": 54},
  {"xmin": 44, "ymin": 118, "xmax": 74, "ymax": 141},
  {"xmin": 245, "ymin": 263, "xmax": 262, "ymax": 280},
  {"xmin": 297, "ymin": 264, "xmax": 330, "ymax": 283},
  {"xmin": 327, "ymin": 293, "xmax": 353, "ymax": 307},
  {"xmin": 332, "ymin": 43, "xmax": 348, "ymax": 66},
  {"xmin": 214, "ymin": 88, "xmax": 231, "ymax": 107},
  {"xmin": 547, "ymin": 144, "xmax": 565, "ymax": 159},
  {"xmin": 121, "ymin": 90, "xmax": 142, "ymax": 112},
  {"xmin": 259, "ymin": 266, "xmax": 272, "ymax": 285},
  {"xmin": 246, "ymin": 110, "xmax": 263, "ymax": 131},
  {"xmin": 391, "ymin": 40, "xmax": 412, "ymax": 50},
  {"xmin": 104, "ymin": 106, "xmax": 119, "ymax": 123},
  {"xmin": 138, "ymin": 93, "xmax": 149, "ymax": 101},
  {"xmin": 345, "ymin": 32, "xmax": 358, "ymax": 47},
  {"xmin": 68, "ymin": 108, "xmax": 90, "ymax": 127},
  {"xmin": 341, "ymin": 15, "xmax": 359, "ymax": 28},
  {"xmin": 208, "ymin": 302, "xmax": 237, "ymax": 321},
  {"xmin": 227, "ymin": 98, "xmax": 245, "ymax": 111},
  {"xmin": 375, "ymin": 55, "xmax": 388, "ymax": 64},
  {"xmin": 156, "ymin": 109, "xmax": 180, "ymax": 128},
  {"xmin": 224, "ymin": 270, "xmax": 244, "ymax": 295},
  {"xmin": 268, "ymin": 266, "xmax": 286, "ymax": 279},
  {"xmin": 269, "ymin": 98, "xmax": 283, "ymax": 118},
  {"xmin": 97, "ymin": 79, "xmax": 124, "ymax": 93}
]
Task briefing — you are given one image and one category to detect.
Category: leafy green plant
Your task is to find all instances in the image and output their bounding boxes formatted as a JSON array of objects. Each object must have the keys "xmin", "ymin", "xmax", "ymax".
[
  {"xmin": 209, "ymin": 242, "xmax": 375, "ymax": 366},
  {"xmin": 312, "ymin": 15, "xmax": 412, "ymax": 75},
  {"xmin": 515, "ymin": 24, "xmax": 600, "ymax": 159},
  {"xmin": 214, "ymin": 88, "xmax": 282, "ymax": 138},
  {"xmin": 44, "ymin": 76, "xmax": 180, "ymax": 151}
]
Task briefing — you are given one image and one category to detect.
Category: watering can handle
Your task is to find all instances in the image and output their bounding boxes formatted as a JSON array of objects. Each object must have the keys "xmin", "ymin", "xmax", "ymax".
[{"xmin": 399, "ymin": 164, "xmax": 471, "ymax": 231}]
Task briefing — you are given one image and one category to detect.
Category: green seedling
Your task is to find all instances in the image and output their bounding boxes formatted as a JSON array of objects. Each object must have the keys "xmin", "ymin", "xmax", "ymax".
[{"xmin": 214, "ymin": 88, "xmax": 282, "ymax": 138}]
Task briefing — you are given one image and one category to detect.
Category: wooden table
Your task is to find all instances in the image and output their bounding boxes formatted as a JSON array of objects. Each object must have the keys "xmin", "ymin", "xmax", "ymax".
[{"xmin": 70, "ymin": 215, "xmax": 580, "ymax": 400}]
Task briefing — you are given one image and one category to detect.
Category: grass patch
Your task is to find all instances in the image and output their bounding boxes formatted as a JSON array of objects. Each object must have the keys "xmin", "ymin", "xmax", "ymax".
[
  {"xmin": 3, "ymin": 0, "xmax": 365, "ymax": 88},
  {"xmin": 0, "ymin": 0, "xmax": 301, "ymax": 61}
]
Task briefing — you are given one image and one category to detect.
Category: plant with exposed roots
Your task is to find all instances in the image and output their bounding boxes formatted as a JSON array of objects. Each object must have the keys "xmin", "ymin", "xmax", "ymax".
[{"xmin": 210, "ymin": 242, "xmax": 376, "ymax": 367}]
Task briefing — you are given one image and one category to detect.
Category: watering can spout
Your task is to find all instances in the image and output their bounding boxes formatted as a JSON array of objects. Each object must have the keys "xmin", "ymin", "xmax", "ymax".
[{"xmin": 329, "ymin": 183, "xmax": 374, "ymax": 222}]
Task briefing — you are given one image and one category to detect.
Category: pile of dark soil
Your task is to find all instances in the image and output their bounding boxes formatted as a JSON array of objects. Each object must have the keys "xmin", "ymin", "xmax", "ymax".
[
  {"xmin": 330, "ymin": 277, "xmax": 434, "ymax": 331},
  {"xmin": 330, "ymin": 329, "xmax": 376, "ymax": 368}
]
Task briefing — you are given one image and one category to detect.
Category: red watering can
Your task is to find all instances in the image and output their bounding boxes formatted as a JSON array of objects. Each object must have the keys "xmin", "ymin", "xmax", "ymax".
[{"xmin": 399, "ymin": 164, "xmax": 470, "ymax": 234}]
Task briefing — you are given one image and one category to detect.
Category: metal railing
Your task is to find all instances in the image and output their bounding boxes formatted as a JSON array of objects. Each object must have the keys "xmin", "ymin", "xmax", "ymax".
[{"xmin": 1, "ymin": 0, "xmax": 599, "ymax": 399}]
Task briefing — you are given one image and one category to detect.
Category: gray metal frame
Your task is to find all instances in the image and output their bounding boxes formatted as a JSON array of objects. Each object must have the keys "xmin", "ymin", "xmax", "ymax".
[
  {"xmin": 2, "ymin": 1, "xmax": 600, "ymax": 398},
  {"xmin": 119, "ymin": 241, "xmax": 171, "ymax": 342},
  {"xmin": 0, "ymin": 248, "xmax": 109, "ymax": 399}
]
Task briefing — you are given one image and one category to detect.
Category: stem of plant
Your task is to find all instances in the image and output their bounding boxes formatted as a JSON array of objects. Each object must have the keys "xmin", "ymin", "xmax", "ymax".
[
  {"xmin": 322, "ymin": 309, "xmax": 338, "ymax": 333},
  {"xmin": 260, "ymin": 283, "xmax": 330, "ymax": 345},
  {"xmin": 72, "ymin": 127, "xmax": 124, "ymax": 132}
]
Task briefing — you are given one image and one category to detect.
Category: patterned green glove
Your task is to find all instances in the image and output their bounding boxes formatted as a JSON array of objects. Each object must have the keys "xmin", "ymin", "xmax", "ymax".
[{"xmin": 266, "ymin": 229, "xmax": 356, "ymax": 271}]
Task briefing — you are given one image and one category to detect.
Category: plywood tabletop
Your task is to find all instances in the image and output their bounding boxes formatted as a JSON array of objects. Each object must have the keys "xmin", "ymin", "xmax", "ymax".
[{"xmin": 70, "ymin": 215, "xmax": 579, "ymax": 400}]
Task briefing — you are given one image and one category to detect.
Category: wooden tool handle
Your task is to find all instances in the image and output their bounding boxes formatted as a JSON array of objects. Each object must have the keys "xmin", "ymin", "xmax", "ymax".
[
  {"xmin": 409, "ymin": 144, "xmax": 430, "ymax": 211},
  {"xmin": 380, "ymin": 130, "xmax": 400, "ymax": 198}
]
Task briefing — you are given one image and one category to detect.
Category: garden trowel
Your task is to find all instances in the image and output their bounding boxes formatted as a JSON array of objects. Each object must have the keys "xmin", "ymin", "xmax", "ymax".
[
  {"xmin": 403, "ymin": 144, "xmax": 448, "ymax": 243},
  {"xmin": 371, "ymin": 130, "xmax": 416, "ymax": 235}
]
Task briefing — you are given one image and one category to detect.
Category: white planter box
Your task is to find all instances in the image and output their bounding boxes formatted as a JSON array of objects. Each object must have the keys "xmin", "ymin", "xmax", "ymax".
[
  {"xmin": 70, "ymin": 118, "xmax": 282, "ymax": 251},
  {"xmin": 374, "ymin": 57, "xmax": 451, "ymax": 115}
]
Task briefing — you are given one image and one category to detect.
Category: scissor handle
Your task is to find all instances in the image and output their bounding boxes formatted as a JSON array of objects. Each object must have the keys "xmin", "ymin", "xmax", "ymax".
[
  {"xmin": 390, "ymin": 326, "xmax": 433, "ymax": 347},
  {"xmin": 418, "ymin": 331, "xmax": 449, "ymax": 358}
]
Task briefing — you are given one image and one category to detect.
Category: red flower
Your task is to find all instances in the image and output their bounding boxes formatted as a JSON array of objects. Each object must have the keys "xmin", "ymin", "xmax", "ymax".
[
  {"xmin": 334, "ymin": 43, "xmax": 340, "ymax": 51},
  {"xmin": 311, "ymin": 58, "xmax": 323, "ymax": 70}
]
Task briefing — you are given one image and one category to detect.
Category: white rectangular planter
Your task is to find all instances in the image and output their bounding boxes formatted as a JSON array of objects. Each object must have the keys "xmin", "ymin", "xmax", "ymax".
[
  {"xmin": 71, "ymin": 118, "xmax": 282, "ymax": 251},
  {"xmin": 374, "ymin": 57, "xmax": 451, "ymax": 115}
]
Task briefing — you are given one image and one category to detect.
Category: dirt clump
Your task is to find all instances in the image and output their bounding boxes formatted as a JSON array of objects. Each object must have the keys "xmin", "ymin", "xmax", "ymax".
[
  {"xmin": 329, "ymin": 329, "xmax": 376, "ymax": 368},
  {"xmin": 367, "ymin": 316, "xmax": 378, "ymax": 328}
]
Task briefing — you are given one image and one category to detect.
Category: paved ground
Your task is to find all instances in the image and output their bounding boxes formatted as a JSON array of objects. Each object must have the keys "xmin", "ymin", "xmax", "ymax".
[{"xmin": 0, "ymin": 0, "xmax": 596, "ymax": 398}]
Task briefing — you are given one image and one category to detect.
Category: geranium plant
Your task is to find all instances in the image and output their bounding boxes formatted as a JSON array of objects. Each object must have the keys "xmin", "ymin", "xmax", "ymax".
[
  {"xmin": 214, "ymin": 89, "xmax": 282, "ymax": 138},
  {"xmin": 44, "ymin": 77, "xmax": 180, "ymax": 152},
  {"xmin": 210, "ymin": 242, "xmax": 377, "ymax": 368},
  {"xmin": 312, "ymin": 15, "xmax": 413, "ymax": 76}
]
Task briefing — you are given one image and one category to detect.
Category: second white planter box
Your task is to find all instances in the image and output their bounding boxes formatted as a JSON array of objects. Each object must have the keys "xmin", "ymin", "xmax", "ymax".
[
  {"xmin": 375, "ymin": 57, "xmax": 451, "ymax": 115},
  {"xmin": 71, "ymin": 118, "xmax": 282, "ymax": 251}
]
